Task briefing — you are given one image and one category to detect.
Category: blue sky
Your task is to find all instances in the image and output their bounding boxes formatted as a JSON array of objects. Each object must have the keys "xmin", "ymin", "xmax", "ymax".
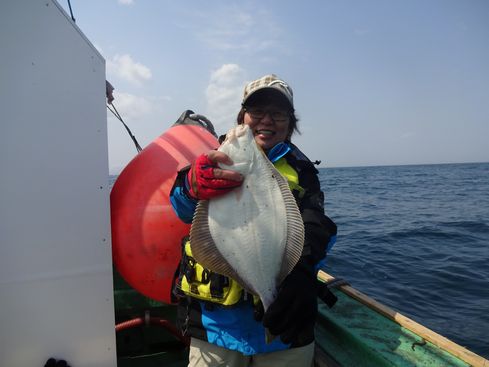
[{"xmin": 61, "ymin": 0, "xmax": 488, "ymax": 173}]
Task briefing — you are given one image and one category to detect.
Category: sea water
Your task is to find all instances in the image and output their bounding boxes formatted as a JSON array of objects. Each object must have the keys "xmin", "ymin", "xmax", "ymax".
[
  {"xmin": 109, "ymin": 162, "xmax": 489, "ymax": 358},
  {"xmin": 320, "ymin": 162, "xmax": 489, "ymax": 358}
]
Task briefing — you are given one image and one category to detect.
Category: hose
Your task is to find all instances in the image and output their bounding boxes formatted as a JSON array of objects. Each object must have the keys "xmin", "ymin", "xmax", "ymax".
[{"xmin": 115, "ymin": 316, "xmax": 190, "ymax": 347}]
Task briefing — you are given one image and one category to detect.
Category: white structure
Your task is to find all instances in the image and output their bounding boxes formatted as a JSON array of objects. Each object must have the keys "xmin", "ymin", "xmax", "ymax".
[{"xmin": 0, "ymin": 1, "xmax": 117, "ymax": 366}]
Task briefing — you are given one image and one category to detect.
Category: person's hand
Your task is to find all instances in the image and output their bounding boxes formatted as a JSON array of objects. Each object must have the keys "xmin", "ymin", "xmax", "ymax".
[
  {"xmin": 262, "ymin": 265, "xmax": 317, "ymax": 344},
  {"xmin": 187, "ymin": 151, "xmax": 243, "ymax": 200}
]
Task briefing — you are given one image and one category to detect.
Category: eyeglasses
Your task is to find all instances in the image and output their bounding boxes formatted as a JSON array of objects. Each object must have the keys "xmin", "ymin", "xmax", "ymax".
[{"xmin": 244, "ymin": 107, "xmax": 290, "ymax": 123}]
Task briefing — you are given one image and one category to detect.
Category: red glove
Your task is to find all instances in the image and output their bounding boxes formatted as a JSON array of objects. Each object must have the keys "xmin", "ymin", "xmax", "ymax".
[{"xmin": 187, "ymin": 153, "xmax": 243, "ymax": 200}]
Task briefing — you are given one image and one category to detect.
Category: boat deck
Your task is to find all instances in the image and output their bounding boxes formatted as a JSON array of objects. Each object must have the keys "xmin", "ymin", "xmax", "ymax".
[{"xmin": 114, "ymin": 270, "xmax": 489, "ymax": 366}]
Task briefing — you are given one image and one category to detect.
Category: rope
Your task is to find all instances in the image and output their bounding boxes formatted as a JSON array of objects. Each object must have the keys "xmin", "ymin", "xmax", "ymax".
[
  {"xmin": 66, "ymin": 0, "xmax": 75, "ymax": 22},
  {"xmin": 107, "ymin": 102, "xmax": 143, "ymax": 153}
]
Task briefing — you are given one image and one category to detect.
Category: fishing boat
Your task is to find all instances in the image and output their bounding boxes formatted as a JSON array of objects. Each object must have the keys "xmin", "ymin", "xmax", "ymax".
[
  {"xmin": 112, "ymin": 266, "xmax": 489, "ymax": 367},
  {"xmin": 1, "ymin": 1, "xmax": 487, "ymax": 366},
  {"xmin": 314, "ymin": 271, "xmax": 488, "ymax": 367}
]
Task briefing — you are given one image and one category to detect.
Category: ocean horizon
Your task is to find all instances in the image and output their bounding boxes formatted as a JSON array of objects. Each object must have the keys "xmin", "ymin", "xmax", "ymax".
[{"xmin": 110, "ymin": 160, "xmax": 489, "ymax": 176}]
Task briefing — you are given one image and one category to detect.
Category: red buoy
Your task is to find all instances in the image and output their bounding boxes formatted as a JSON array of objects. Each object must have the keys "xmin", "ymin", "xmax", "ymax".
[{"xmin": 111, "ymin": 113, "xmax": 219, "ymax": 303}]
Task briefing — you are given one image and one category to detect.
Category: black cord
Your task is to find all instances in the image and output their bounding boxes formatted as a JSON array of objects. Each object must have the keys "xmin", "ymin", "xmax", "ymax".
[
  {"xmin": 107, "ymin": 102, "xmax": 143, "ymax": 153},
  {"xmin": 67, "ymin": 0, "xmax": 75, "ymax": 22}
]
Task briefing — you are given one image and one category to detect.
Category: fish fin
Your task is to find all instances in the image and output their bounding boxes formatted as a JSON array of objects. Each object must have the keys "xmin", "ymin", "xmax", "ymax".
[
  {"xmin": 190, "ymin": 200, "xmax": 255, "ymax": 292},
  {"xmin": 263, "ymin": 157, "xmax": 305, "ymax": 283}
]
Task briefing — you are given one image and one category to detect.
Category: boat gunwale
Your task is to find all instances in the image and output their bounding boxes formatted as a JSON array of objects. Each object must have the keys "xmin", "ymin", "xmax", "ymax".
[{"xmin": 317, "ymin": 270, "xmax": 489, "ymax": 367}]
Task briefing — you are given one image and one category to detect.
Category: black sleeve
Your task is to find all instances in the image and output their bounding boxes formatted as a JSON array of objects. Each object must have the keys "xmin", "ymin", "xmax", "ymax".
[{"xmin": 296, "ymin": 162, "xmax": 337, "ymax": 270}]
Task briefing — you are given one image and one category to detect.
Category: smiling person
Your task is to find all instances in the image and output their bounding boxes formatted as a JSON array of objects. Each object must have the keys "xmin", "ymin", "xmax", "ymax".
[{"xmin": 170, "ymin": 74, "xmax": 337, "ymax": 367}]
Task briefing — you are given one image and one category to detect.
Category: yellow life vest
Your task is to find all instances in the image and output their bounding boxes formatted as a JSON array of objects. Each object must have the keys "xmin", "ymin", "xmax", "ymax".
[
  {"xmin": 273, "ymin": 157, "xmax": 305, "ymax": 199},
  {"xmin": 176, "ymin": 157, "xmax": 303, "ymax": 306},
  {"xmin": 177, "ymin": 240, "xmax": 244, "ymax": 305}
]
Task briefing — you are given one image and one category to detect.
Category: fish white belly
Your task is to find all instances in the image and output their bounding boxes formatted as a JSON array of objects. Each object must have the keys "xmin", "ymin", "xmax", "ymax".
[
  {"xmin": 208, "ymin": 150, "xmax": 288, "ymax": 308},
  {"xmin": 190, "ymin": 124, "xmax": 304, "ymax": 311}
]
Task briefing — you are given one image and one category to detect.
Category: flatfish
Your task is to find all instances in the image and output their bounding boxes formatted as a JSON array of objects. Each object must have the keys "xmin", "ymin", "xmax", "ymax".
[{"xmin": 190, "ymin": 124, "xmax": 304, "ymax": 312}]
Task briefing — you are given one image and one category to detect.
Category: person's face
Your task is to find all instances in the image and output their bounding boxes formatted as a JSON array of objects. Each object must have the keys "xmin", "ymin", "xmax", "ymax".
[{"xmin": 243, "ymin": 103, "xmax": 290, "ymax": 150}]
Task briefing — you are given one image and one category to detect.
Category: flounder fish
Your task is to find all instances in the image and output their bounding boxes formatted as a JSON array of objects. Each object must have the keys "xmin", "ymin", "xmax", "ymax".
[{"xmin": 189, "ymin": 124, "xmax": 305, "ymax": 313}]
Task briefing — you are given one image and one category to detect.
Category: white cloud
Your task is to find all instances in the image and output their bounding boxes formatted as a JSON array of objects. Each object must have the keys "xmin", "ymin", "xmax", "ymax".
[
  {"xmin": 107, "ymin": 54, "xmax": 152, "ymax": 86},
  {"xmin": 108, "ymin": 92, "xmax": 153, "ymax": 121},
  {"xmin": 108, "ymin": 92, "xmax": 171, "ymax": 122},
  {"xmin": 205, "ymin": 64, "xmax": 246, "ymax": 134},
  {"xmin": 118, "ymin": 0, "xmax": 134, "ymax": 5},
  {"xmin": 189, "ymin": 7, "xmax": 283, "ymax": 56}
]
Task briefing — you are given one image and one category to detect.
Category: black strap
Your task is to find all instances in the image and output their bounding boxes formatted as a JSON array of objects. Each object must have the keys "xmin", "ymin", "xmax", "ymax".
[
  {"xmin": 182, "ymin": 253, "xmax": 196, "ymax": 283},
  {"xmin": 201, "ymin": 269, "xmax": 211, "ymax": 284},
  {"xmin": 209, "ymin": 273, "xmax": 226, "ymax": 299},
  {"xmin": 317, "ymin": 281, "xmax": 338, "ymax": 308}
]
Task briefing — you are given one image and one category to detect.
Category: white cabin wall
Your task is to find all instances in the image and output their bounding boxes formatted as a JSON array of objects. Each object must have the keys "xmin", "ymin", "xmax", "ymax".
[{"xmin": 0, "ymin": 1, "xmax": 117, "ymax": 366}]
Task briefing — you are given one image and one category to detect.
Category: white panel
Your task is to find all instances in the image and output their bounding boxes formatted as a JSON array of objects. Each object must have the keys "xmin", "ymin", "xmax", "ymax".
[{"xmin": 0, "ymin": 1, "xmax": 117, "ymax": 366}]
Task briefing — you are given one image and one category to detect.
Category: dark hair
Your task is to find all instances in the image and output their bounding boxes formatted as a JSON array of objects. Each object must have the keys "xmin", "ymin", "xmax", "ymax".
[{"xmin": 236, "ymin": 107, "xmax": 300, "ymax": 141}]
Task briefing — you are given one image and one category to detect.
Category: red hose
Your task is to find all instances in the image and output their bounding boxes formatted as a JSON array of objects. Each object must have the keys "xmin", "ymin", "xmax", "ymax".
[{"xmin": 115, "ymin": 317, "xmax": 190, "ymax": 346}]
